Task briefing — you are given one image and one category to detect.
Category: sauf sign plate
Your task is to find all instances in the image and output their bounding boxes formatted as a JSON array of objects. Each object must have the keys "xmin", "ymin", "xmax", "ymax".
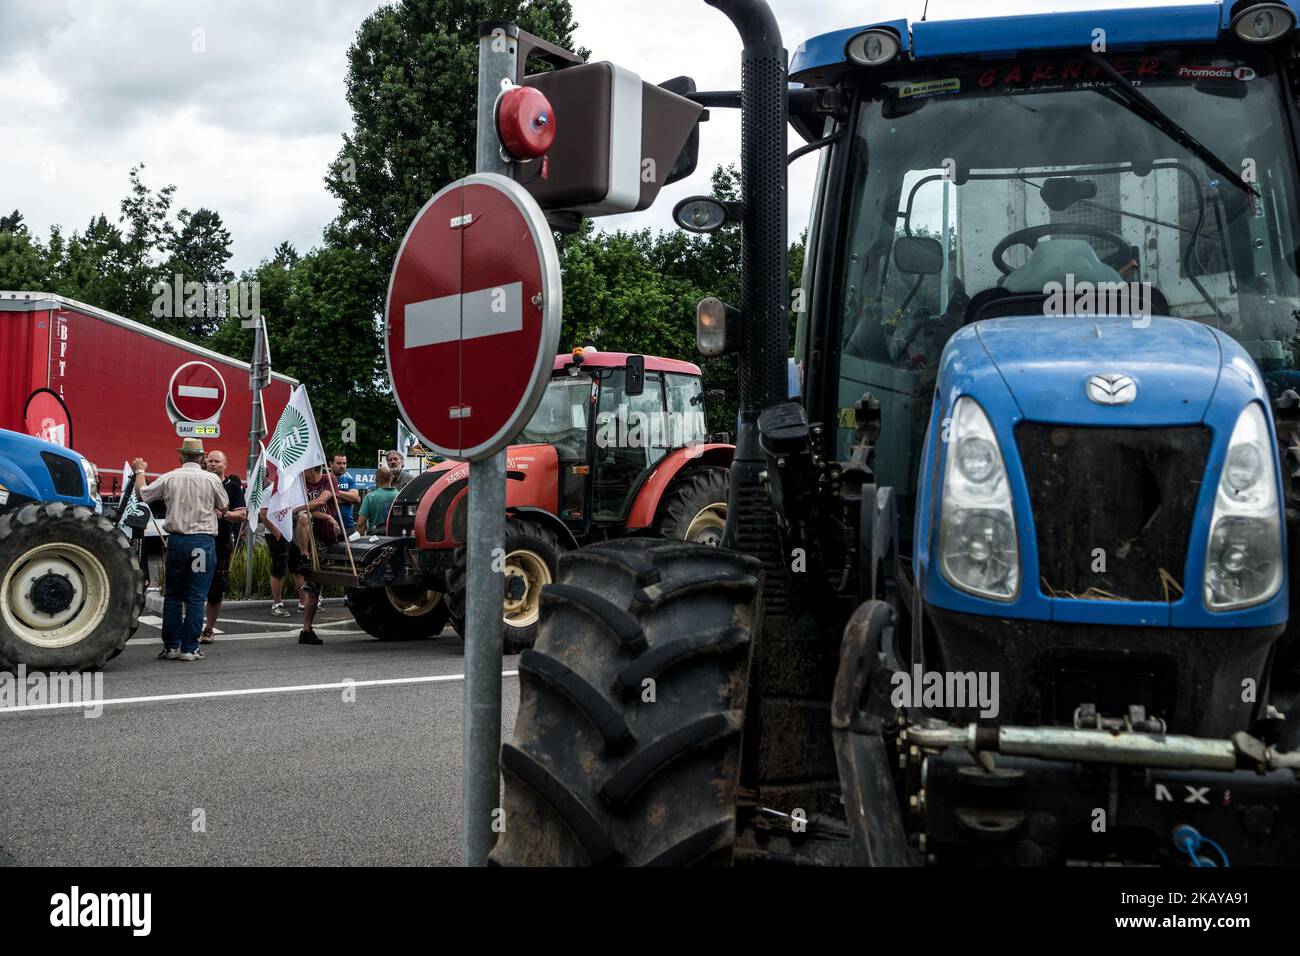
[{"xmin": 384, "ymin": 172, "xmax": 561, "ymax": 462}]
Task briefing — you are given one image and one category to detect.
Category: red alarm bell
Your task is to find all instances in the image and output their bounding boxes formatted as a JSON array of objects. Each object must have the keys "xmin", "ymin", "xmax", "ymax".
[{"xmin": 496, "ymin": 85, "xmax": 556, "ymax": 161}]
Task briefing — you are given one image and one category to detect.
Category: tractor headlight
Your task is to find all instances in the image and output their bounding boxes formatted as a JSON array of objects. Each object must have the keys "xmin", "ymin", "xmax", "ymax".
[
  {"xmin": 1204, "ymin": 403, "xmax": 1283, "ymax": 609},
  {"xmin": 79, "ymin": 457, "xmax": 99, "ymax": 500},
  {"xmin": 939, "ymin": 397, "xmax": 1019, "ymax": 601}
]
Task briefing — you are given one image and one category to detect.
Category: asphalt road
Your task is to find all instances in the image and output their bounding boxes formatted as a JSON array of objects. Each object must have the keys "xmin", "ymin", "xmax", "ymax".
[{"xmin": 0, "ymin": 598, "xmax": 519, "ymax": 866}]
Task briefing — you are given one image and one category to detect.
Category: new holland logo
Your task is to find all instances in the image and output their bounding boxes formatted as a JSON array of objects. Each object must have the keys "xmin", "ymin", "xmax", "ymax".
[
  {"xmin": 1086, "ymin": 373, "xmax": 1137, "ymax": 405},
  {"xmin": 269, "ymin": 406, "xmax": 310, "ymax": 467}
]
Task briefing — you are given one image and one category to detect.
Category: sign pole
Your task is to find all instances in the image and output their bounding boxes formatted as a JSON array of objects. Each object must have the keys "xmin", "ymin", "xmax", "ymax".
[
  {"xmin": 460, "ymin": 21, "xmax": 516, "ymax": 868},
  {"xmin": 383, "ymin": 27, "xmax": 559, "ymax": 870},
  {"xmin": 245, "ymin": 318, "xmax": 268, "ymax": 598}
]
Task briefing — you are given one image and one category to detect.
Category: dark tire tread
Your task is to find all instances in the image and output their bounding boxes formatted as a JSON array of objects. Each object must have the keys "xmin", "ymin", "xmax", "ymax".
[
  {"xmin": 518, "ymin": 649, "xmax": 632, "ymax": 749},
  {"xmin": 490, "ymin": 538, "xmax": 761, "ymax": 867}
]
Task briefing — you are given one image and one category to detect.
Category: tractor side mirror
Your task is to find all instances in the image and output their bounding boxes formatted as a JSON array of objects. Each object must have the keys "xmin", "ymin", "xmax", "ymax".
[
  {"xmin": 892, "ymin": 235, "xmax": 945, "ymax": 275},
  {"xmin": 625, "ymin": 355, "xmax": 646, "ymax": 396}
]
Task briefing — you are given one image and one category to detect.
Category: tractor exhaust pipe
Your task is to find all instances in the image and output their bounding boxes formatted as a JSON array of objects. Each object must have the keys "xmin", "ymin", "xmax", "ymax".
[
  {"xmin": 706, "ymin": 0, "xmax": 788, "ymax": 416},
  {"xmin": 706, "ymin": 0, "xmax": 789, "ymax": 611}
]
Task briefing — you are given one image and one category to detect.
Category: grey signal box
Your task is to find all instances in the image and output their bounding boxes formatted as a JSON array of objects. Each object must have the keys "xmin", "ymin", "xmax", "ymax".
[{"xmin": 516, "ymin": 61, "xmax": 704, "ymax": 219}]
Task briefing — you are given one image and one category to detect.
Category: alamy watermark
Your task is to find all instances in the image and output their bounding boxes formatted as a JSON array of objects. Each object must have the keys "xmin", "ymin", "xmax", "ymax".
[
  {"xmin": 50, "ymin": 886, "xmax": 150, "ymax": 936},
  {"xmin": 0, "ymin": 664, "xmax": 104, "ymax": 717},
  {"xmin": 151, "ymin": 274, "xmax": 261, "ymax": 327},
  {"xmin": 594, "ymin": 405, "xmax": 708, "ymax": 451},
  {"xmin": 891, "ymin": 665, "xmax": 1000, "ymax": 718},
  {"xmin": 1042, "ymin": 274, "xmax": 1154, "ymax": 325}
]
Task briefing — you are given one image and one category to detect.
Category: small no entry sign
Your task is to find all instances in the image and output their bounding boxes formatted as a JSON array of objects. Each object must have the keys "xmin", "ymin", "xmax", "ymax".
[
  {"xmin": 385, "ymin": 172, "xmax": 562, "ymax": 461},
  {"xmin": 167, "ymin": 360, "xmax": 227, "ymax": 423}
]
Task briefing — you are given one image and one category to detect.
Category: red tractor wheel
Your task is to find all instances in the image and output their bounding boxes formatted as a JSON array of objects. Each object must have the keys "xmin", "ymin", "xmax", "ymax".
[
  {"xmin": 445, "ymin": 518, "xmax": 565, "ymax": 654},
  {"xmin": 655, "ymin": 469, "xmax": 728, "ymax": 547}
]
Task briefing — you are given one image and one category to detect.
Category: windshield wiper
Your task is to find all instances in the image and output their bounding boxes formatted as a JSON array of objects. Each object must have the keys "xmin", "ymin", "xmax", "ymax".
[{"xmin": 1086, "ymin": 52, "xmax": 1253, "ymax": 197}]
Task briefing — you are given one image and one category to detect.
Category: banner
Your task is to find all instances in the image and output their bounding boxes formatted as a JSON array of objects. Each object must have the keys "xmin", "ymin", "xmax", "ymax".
[
  {"xmin": 266, "ymin": 385, "xmax": 325, "ymax": 483},
  {"xmin": 246, "ymin": 443, "xmax": 271, "ymax": 534},
  {"xmin": 265, "ymin": 470, "xmax": 305, "ymax": 544}
]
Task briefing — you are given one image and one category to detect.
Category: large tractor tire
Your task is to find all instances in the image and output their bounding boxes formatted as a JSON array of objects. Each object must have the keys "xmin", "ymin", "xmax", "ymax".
[
  {"xmin": 655, "ymin": 468, "xmax": 728, "ymax": 547},
  {"xmin": 0, "ymin": 502, "xmax": 144, "ymax": 671},
  {"xmin": 345, "ymin": 584, "xmax": 449, "ymax": 640},
  {"xmin": 490, "ymin": 538, "xmax": 762, "ymax": 866},
  {"xmin": 446, "ymin": 518, "xmax": 564, "ymax": 655}
]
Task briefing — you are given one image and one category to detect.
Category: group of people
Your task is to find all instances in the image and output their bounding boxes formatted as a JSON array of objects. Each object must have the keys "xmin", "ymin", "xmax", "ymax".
[{"xmin": 132, "ymin": 441, "xmax": 414, "ymax": 659}]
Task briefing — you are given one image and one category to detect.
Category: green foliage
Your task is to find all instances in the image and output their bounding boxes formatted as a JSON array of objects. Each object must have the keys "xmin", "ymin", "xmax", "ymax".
[
  {"xmin": 324, "ymin": 0, "xmax": 583, "ymax": 313},
  {"xmin": 164, "ymin": 207, "xmax": 235, "ymax": 338},
  {"xmin": 557, "ymin": 166, "xmax": 804, "ymax": 433},
  {"xmin": 207, "ymin": 242, "xmax": 391, "ymax": 454},
  {"xmin": 10, "ymin": 2, "xmax": 811, "ymax": 459},
  {"xmin": 226, "ymin": 538, "xmax": 344, "ymax": 600},
  {"xmin": 226, "ymin": 539, "xmax": 279, "ymax": 598}
]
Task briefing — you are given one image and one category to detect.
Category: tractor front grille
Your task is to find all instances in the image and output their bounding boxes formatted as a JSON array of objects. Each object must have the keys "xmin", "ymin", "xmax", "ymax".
[{"xmin": 1015, "ymin": 424, "xmax": 1212, "ymax": 602}]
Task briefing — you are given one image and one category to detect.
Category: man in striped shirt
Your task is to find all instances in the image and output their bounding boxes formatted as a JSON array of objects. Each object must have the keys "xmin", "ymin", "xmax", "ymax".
[{"xmin": 132, "ymin": 438, "xmax": 228, "ymax": 661}]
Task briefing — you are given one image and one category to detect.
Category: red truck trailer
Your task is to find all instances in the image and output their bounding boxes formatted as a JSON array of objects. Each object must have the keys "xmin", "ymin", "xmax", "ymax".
[{"xmin": 0, "ymin": 292, "xmax": 296, "ymax": 495}]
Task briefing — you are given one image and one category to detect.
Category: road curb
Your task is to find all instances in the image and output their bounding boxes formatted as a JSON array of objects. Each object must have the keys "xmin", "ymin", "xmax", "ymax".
[{"xmin": 144, "ymin": 592, "xmax": 281, "ymax": 613}]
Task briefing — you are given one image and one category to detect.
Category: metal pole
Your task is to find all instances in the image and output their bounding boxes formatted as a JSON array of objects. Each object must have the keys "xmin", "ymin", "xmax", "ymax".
[
  {"xmin": 245, "ymin": 317, "xmax": 266, "ymax": 598},
  {"xmin": 461, "ymin": 20, "xmax": 516, "ymax": 868},
  {"xmin": 940, "ymin": 179, "xmax": 950, "ymax": 315}
]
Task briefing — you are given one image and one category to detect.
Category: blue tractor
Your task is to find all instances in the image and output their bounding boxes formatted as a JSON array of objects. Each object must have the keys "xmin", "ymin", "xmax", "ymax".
[
  {"xmin": 0, "ymin": 428, "xmax": 143, "ymax": 670},
  {"xmin": 491, "ymin": 0, "xmax": 1300, "ymax": 866}
]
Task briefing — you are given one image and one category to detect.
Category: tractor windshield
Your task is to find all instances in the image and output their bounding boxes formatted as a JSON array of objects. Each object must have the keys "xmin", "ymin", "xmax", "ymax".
[
  {"xmin": 832, "ymin": 46, "xmax": 1300, "ymax": 495},
  {"xmin": 516, "ymin": 375, "xmax": 592, "ymax": 458}
]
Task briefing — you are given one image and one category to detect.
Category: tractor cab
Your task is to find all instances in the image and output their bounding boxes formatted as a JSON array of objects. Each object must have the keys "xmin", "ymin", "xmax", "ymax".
[
  {"xmin": 514, "ymin": 349, "xmax": 713, "ymax": 531},
  {"xmin": 792, "ymin": 13, "xmax": 1300, "ymax": 535}
]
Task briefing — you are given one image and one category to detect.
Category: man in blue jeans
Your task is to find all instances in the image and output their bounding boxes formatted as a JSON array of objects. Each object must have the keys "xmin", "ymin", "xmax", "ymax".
[{"xmin": 132, "ymin": 438, "xmax": 229, "ymax": 661}]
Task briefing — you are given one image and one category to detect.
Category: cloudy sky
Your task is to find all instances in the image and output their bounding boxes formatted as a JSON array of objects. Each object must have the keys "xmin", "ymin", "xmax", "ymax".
[{"xmin": 0, "ymin": 0, "xmax": 1209, "ymax": 273}]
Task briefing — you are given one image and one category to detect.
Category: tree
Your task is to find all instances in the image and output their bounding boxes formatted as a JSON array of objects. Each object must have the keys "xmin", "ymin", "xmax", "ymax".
[
  {"xmin": 166, "ymin": 207, "xmax": 235, "ymax": 337},
  {"xmin": 317, "ymin": 0, "xmax": 583, "ymax": 451},
  {"xmin": 117, "ymin": 165, "xmax": 178, "ymax": 324},
  {"xmin": 324, "ymin": 0, "xmax": 582, "ymax": 313},
  {"xmin": 555, "ymin": 166, "xmax": 804, "ymax": 433},
  {"xmin": 0, "ymin": 220, "xmax": 49, "ymax": 289},
  {"xmin": 53, "ymin": 215, "xmax": 135, "ymax": 317},
  {"xmin": 206, "ymin": 243, "xmax": 392, "ymax": 455}
]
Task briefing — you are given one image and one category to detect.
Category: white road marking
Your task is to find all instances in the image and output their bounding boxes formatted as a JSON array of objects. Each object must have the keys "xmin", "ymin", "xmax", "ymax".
[
  {"xmin": 126, "ymin": 626, "xmax": 370, "ymax": 646},
  {"xmin": 0, "ymin": 671, "xmax": 519, "ymax": 714},
  {"xmin": 139, "ymin": 614, "xmax": 163, "ymax": 627}
]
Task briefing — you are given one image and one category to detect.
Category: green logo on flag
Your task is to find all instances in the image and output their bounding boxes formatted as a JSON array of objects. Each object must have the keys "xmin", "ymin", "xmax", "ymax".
[
  {"xmin": 269, "ymin": 406, "xmax": 311, "ymax": 468},
  {"xmin": 248, "ymin": 455, "xmax": 269, "ymax": 510}
]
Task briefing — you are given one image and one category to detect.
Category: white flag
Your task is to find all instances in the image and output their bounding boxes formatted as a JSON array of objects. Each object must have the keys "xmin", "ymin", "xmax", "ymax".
[
  {"xmin": 265, "ymin": 469, "xmax": 305, "ymax": 545},
  {"xmin": 246, "ymin": 443, "xmax": 272, "ymax": 534},
  {"xmin": 266, "ymin": 385, "xmax": 325, "ymax": 483}
]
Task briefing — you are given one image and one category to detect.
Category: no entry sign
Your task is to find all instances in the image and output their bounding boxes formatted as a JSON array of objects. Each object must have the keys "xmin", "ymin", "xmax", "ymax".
[
  {"xmin": 385, "ymin": 172, "xmax": 561, "ymax": 461},
  {"xmin": 167, "ymin": 360, "xmax": 227, "ymax": 423}
]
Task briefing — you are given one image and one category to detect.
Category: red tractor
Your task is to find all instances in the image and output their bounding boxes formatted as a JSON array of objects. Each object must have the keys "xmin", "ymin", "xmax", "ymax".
[{"xmin": 313, "ymin": 349, "xmax": 733, "ymax": 651}]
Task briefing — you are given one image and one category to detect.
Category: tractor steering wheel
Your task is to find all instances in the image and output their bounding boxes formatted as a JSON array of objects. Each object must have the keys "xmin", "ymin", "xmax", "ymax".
[{"xmin": 991, "ymin": 223, "xmax": 1132, "ymax": 275}]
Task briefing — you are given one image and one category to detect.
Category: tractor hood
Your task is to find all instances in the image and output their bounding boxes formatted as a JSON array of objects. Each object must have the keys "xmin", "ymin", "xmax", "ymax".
[{"xmin": 972, "ymin": 315, "xmax": 1224, "ymax": 426}]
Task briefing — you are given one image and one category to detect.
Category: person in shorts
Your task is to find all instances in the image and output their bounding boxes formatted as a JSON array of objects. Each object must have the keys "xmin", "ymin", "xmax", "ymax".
[
  {"xmin": 201, "ymin": 450, "xmax": 247, "ymax": 643},
  {"xmin": 266, "ymin": 528, "xmax": 304, "ymax": 617},
  {"xmin": 292, "ymin": 464, "xmax": 339, "ymax": 645}
]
